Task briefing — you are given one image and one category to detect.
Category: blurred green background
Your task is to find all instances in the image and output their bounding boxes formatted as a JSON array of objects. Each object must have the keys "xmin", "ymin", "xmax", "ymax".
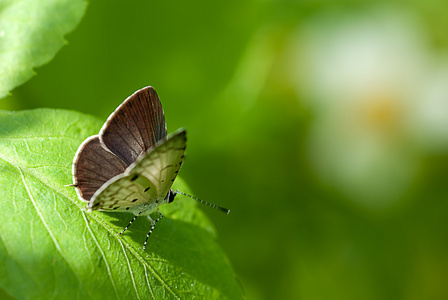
[{"xmin": 3, "ymin": 1, "xmax": 448, "ymax": 299}]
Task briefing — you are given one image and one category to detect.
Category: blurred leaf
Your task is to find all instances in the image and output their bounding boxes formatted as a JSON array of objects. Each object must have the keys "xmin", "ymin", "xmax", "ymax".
[
  {"xmin": 0, "ymin": 109, "xmax": 242, "ymax": 299},
  {"xmin": 6, "ymin": 0, "xmax": 258, "ymax": 120},
  {"xmin": 0, "ymin": 286, "xmax": 16, "ymax": 300},
  {"xmin": 0, "ymin": 0, "xmax": 87, "ymax": 99}
]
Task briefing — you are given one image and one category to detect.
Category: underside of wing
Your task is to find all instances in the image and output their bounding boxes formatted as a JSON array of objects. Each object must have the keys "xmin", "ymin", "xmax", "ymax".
[
  {"xmin": 73, "ymin": 136, "xmax": 127, "ymax": 201},
  {"xmin": 88, "ymin": 174, "xmax": 158, "ymax": 213},
  {"xmin": 128, "ymin": 128, "xmax": 187, "ymax": 199},
  {"xmin": 99, "ymin": 87, "xmax": 167, "ymax": 166}
]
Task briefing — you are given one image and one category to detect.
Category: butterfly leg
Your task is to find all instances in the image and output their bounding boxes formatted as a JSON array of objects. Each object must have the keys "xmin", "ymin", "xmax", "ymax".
[
  {"xmin": 154, "ymin": 210, "xmax": 164, "ymax": 223},
  {"xmin": 119, "ymin": 211, "xmax": 142, "ymax": 235},
  {"xmin": 143, "ymin": 210, "xmax": 164, "ymax": 251}
]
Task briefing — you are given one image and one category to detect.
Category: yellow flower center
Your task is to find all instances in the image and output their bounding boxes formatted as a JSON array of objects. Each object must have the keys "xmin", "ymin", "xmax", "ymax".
[{"xmin": 359, "ymin": 92, "xmax": 402, "ymax": 135}]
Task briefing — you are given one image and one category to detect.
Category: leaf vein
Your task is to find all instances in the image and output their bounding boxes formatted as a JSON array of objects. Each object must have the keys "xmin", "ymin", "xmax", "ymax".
[
  {"xmin": 17, "ymin": 165, "xmax": 63, "ymax": 252},
  {"xmin": 118, "ymin": 238, "xmax": 141, "ymax": 300},
  {"xmin": 144, "ymin": 264, "xmax": 156, "ymax": 300},
  {"xmin": 16, "ymin": 165, "xmax": 86, "ymax": 296},
  {"xmin": 82, "ymin": 212, "xmax": 120, "ymax": 299}
]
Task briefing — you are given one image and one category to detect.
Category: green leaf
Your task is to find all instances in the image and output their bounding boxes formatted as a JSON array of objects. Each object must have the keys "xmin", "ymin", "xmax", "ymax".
[
  {"xmin": 0, "ymin": 0, "xmax": 87, "ymax": 99},
  {"xmin": 0, "ymin": 109, "xmax": 242, "ymax": 300}
]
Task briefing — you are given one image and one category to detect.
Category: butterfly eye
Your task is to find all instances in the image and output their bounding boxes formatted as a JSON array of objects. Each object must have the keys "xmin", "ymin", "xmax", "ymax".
[{"xmin": 168, "ymin": 191, "xmax": 176, "ymax": 203}]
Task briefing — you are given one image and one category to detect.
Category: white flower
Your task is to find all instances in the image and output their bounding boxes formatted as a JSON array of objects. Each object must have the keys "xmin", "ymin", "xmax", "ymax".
[{"xmin": 290, "ymin": 10, "xmax": 448, "ymax": 208}]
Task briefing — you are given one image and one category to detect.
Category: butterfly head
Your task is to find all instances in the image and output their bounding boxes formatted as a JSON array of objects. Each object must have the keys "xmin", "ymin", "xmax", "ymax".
[{"xmin": 167, "ymin": 190, "xmax": 176, "ymax": 203}]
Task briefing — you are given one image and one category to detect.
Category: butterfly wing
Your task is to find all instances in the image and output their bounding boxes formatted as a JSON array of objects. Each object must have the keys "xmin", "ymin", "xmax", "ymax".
[
  {"xmin": 88, "ymin": 175, "xmax": 158, "ymax": 212},
  {"xmin": 88, "ymin": 129, "xmax": 186, "ymax": 213},
  {"xmin": 129, "ymin": 128, "xmax": 187, "ymax": 199},
  {"xmin": 72, "ymin": 136, "xmax": 127, "ymax": 201},
  {"xmin": 99, "ymin": 86, "xmax": 167, "ymax": 166}
]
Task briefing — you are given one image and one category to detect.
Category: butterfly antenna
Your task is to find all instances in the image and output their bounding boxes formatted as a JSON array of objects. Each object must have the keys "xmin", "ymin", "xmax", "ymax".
[{"xmin": 175, "ymin": 190, "xmax": 230, "ymax": 214}]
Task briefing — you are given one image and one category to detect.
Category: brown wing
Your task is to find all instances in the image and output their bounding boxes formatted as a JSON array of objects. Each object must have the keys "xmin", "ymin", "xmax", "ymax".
[
  {"xmin": 99, "ymin": 86, "xmax": 167, "ymax": 166},
  {"xmin": 72, "ymin": 136, "xmax": 127, "ymax": 201}
]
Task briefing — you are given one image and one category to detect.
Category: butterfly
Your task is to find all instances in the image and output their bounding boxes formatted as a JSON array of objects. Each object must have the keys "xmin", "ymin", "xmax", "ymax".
[{"xmin": 71, "ymin": 86, "xmax": 228, "ymax": 251}]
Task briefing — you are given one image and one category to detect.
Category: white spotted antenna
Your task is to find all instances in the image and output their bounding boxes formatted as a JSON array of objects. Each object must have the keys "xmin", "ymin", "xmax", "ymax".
[{"xmin": 174, "ymin": 190, "xmax": 230, "ymax": 214}]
